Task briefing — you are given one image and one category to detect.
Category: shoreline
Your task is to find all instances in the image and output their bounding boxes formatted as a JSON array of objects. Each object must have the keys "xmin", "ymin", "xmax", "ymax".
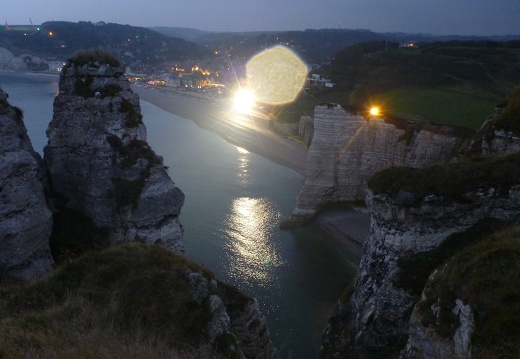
[
  {"xmin": 133, "ymin": 84, "xmax": 309, "ymax": 177},
  {"xmin": 0, "ymin": 72, "xmax": 369, "ymax": 256},
  {"xmin": 133, "ymin": 84, "xmax": 370, "ymax": 256}
]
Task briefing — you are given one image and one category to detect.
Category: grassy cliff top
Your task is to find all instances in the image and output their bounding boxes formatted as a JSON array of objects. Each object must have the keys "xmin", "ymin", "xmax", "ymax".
[
  {"xmin": 493, "ymin": 87, "xmax": 520, "ymax": 134},
  {"xmin": 65, "ymin": 49, "xmax": 122, "ymax": 68},
  {"xmin": 0, "ymin": 243, "xmax": 239, "ymax": 359},
  {"xmin": 418, "ymin": 225, "xmax": 520, "ymax": 358},
  {"xmin": 368, "ymin": 153, "xmax": 520, "ymax": 205}
]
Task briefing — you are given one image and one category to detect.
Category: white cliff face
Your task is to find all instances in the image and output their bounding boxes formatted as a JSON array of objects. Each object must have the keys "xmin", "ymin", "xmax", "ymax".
[
  {"xmin": 402, "ymin": 288, "xmax": 474, "ymax": 359},
  {"xmin": 0, "ymin": 88, "xmax": 53, "ymax": 280},
  {"xmin": 0, "ymin": 48, "xmax": 15, "ymax": 70},
  {"xmin": 481, "ymin": 128, "xmax": 520, "ymax": 156},
  {"xmin": 321, "ymin": 183, "xmax": 520, "ymax": 358},
  {"xmin": 291, "ymin": 104, "xmax": 470, "ymax": 222},
  {"xmin": 44, "ymin": 62, "xmax": 184, "ymax": 253}
]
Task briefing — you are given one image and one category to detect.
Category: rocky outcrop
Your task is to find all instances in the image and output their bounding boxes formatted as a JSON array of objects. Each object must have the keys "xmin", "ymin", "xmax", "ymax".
[
  {"xmin": 216, "ymin": 282, "xmax": 278, "ymax": 359},
  {"xmin": 299, "ymin": 115, "xmax": 314, "ymax": 146},
  {"xmin": 0, "ymin": 48, "xmax": 15, "ymax": 70},
  {"xmin": 470, "ymin": 107, "xmax": 520, "ymax": 157},
  {"xmin": 44, "ymin": 56, "xmax": 184, "ymax": 253},
  {"xmin": 0, "ymin": 48, "xmax": 48, "ymax": 71},
  {"xmin": 321, "ymin": 154, "xmax": 520, "ymax": 358},
  {"xmin": 287, "ymin": 104, "xmax": 473, "ymax": 224},
  {"xmin": 0, "ymin": 88, "xmax": 53, "ymax": 280}
]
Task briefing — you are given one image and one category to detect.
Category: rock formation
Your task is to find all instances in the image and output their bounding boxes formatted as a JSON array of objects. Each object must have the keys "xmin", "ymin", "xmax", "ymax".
[
  {"xmin": 0, "ymin": 88, "xmax": 53, "ymax": 280},
  {"xmin": 287, "ymin": 104, "xmax": 473, "ymax": 224},
  {"xmin": 0, "ymin": 48, "xmax": 15, "ymax": 70},
  {"xmin": 44, "ymin": 53, "xmax": 184, "ymax": 253},
  {"xmin": 321, "ymin": 154, "xmax": 520, "ymax": 358}
]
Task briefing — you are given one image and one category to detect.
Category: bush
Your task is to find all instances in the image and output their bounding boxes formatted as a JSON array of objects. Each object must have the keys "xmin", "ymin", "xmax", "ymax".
[{"xmin": 67, "ymin": 49, "xmax": 121, "ymax": 68}]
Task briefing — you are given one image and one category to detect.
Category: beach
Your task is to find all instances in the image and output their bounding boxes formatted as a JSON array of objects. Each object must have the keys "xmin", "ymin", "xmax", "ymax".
[
  {"xmin": 133, "ymin": 84, "xmax": 370, "ymax": 254},
  {"xmin": 133, "ymin": 85, "xmax": 309, "ymax": 176}
]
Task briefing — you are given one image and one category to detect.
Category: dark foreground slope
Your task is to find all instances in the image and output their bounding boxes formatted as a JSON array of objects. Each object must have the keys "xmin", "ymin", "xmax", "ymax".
[{"xmin": 0, "ymin": 243, "xmax": 275, "ymax": 359}]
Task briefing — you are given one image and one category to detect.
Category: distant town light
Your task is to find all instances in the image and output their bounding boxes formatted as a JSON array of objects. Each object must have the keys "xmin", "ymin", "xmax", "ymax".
[{"xmin": 370, "ymin": 107, "xmax": 380, "ymax": 116}]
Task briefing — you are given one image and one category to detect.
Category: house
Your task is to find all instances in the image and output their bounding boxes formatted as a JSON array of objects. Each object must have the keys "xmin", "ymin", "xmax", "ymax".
[
  {"xmin": 399, "ymin": 41, "xmax": 418, "ymax": 48},
  {"xmin": 307, "ymin": 74, "xmax": 335, "ymax": 88}
]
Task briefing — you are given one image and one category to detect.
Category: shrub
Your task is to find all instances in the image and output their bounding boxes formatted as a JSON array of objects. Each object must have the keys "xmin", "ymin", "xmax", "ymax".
[{"xmin": 66, "ymin": 49, "xmax": 121, "ymax": 69}]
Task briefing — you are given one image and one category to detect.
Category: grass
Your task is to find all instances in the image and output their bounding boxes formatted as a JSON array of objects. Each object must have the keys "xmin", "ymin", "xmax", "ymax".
[
  {"xmin": 494, "ymin": 87, "xmax": 520, "ymax": 134},
  {"xmin": 67, "ymin": 49, "xmax": 121, "ymax": 68},
  {"xmin": 273, "ymin": 85, "xmax": 497, "ymax": 131},
  {"xmin": 417, "ymin": 226, "xmax": 520, "ymax": 358},
  {"xmin": 395, "ymin": 219, "xmax": 512, "ymax": 297},
  {"xmin": 0, "ymin": 243, "xmax": 231, "ymax": 359},
  {"xmin": 368, "ymin": 87, "xmax": 498, "ymax": 130},
  {"xmin": 368, "ymin": 152, "xmax": 520, "ymax": 205}
]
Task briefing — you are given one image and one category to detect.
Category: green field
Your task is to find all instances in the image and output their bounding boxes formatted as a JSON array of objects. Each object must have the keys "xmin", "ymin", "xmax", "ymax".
[{"xmin": 362, "ymin": 87, "xmax": 498, "ymax": 130}]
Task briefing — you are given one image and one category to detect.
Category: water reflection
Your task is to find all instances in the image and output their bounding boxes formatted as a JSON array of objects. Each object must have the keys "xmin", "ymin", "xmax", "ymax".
[
  {"xmin": 223, "ymin": 197, "xmax": 284, "ymax": 287},
  {"xmin": 236, "ymin": 146, "xmax": 250, "ymax": 186}
]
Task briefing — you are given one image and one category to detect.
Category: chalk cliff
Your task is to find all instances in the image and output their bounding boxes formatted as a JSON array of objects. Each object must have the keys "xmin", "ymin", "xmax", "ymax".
[
  {"xmin": 321, "ymin": 154, "xmax": 520, "ymax": 358},
  {"xmin": 44, "ymin": 54, "xmax": 184, "ymax": 253},
  {"xmin": 0, "ymin": 88, "xmax": 53, "ymax": 280},
  {"xmin": 287, "ymin": 104, "xmax": 473, "ymax": 224}
]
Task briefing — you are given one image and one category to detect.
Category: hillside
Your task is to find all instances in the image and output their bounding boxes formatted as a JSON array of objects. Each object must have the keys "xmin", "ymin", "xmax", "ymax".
[
  {"xmin": 0, "ymin": 243, "xmax": 258, "ymax": 358},
  {"xmin": 274, "ymin": 40, "xmax": 520, "ymax": 129},
  {"xmin": 0, "ymin": 21, "xmax": 211, "ymax": 63}
]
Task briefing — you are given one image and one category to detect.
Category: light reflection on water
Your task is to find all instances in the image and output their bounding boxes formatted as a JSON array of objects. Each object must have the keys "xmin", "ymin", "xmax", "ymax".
[
  {"xmin": 223, "ymin": 196, "xmax": 284, "ymax": 286},
  {"xmin": 236, "ymin": 146, "xmax": 250, "ymax": 186}
]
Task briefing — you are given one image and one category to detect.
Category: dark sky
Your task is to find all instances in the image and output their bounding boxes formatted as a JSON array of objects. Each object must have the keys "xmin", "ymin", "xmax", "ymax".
[{"xmin": 3, "ymin": 0, "xmax": 520, "ymax": 35}]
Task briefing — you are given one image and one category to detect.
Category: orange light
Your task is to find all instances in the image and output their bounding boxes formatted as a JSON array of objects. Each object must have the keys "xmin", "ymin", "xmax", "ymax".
[{"xmin": 370, "ymin": 107, "xmax": 380, "ymax": 116}]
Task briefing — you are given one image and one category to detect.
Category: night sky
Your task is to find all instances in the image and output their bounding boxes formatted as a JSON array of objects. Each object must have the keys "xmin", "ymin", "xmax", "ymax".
[{"xmin": 2, "ymin": 0, "xmax": 520, "ymax": 36}]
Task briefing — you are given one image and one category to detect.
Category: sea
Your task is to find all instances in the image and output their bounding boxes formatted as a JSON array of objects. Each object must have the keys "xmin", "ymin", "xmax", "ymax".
[{"xmin": 0, "ymin": 73, "xmax": 359, "ymax": 358}]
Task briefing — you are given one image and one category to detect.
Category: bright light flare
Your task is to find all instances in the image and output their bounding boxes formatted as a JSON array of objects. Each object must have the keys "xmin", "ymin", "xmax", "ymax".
[
  {"xmin": 233, "ymin": 88, "xmax": 255, "ymax": 114},
  {"xmin": 370, "ymin": 107, "xmax": 380, "ymax": 116},
  {"xmin": 246, "ymin": 46, "xmax": 307, "ymax": 105}
]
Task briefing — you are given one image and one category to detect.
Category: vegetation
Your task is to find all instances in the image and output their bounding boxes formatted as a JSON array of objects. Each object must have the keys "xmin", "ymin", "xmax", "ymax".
[
  {"xmin": 0, "ymin": 243, "xmax": 234, "ymax": 358},
  {"xmin": 494, "ymin": 87, "xmax": 520, "ymax": 134},
  {"xmin": 0, "ymin": 21, "xmax": 211, "ymax": 63},
  {"xmin": 120, "ymin": 98, "xmax": 143, "ymax": 127},
  {"xmin": 368, "ymin": 153, "xmax": 520, "ymax": 205},
  {"xmin": 67, "ymin": 49, "xmax": 121, "ymax": 68},
  {"xmin": 395, "ymin": 219, "xmax": 512, "ymax": 297},
  {"xmin": 276, "ymin": 40, "xmax": 519, "ymax": 129},
  {"xmin": 73, "ymin": 74, "xmax": 94, "ymax": 97},
  {"xmin": 370, "ymin": 87, "xmax": 497, "ymax": 129},
  {"xmin": 416, "ymin": 226, "xmax": 520, "ymax": 358}
]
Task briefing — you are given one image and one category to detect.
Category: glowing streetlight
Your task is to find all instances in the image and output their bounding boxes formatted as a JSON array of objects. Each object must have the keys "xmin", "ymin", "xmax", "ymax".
[
  {"xmin": 370, "ymin": 107, "xmax": 380, "ymax": 116},
  {"xmin": 233, "ymin": 88, "xmax": 255, "ymax": 114}
]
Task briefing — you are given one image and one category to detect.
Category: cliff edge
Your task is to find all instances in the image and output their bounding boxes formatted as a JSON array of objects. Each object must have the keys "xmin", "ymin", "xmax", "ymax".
[
  {"xmin": 286, "ymin": 104, "xmax": 473, "ymax": 225},
  {"xmin": 321, "ymin": 153, "xmax": 520, "ymax": 358},
  {"xmin": 0, "ymin": 87, "xmax": 53, "ymax": 280}
]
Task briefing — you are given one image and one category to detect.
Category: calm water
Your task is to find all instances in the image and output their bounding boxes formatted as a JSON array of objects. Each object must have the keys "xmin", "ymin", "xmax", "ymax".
[{"xmin": 0, "ymin": 73, "xmax": 358, "ymax": 358}]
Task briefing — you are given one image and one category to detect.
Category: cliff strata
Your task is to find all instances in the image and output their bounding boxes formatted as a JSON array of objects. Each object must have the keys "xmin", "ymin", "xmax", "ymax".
[
  {"xmin": 44, "ymin": 54, "xmax": 184, "ymax": 254},
  {"xmin": 287, "ymin": 104, "xmax": 473, "ymax": 224},
  {"xmin": 0, "ymin": 88, "xmax": 53, "ymax": 280},
  {"xmin": 321, "ymin": 153, "xmax": 520, "ymax": 358}
]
